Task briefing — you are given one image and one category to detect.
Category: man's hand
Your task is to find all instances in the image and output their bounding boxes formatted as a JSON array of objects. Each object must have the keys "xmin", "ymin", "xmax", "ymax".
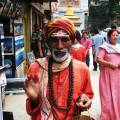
[
  {"xmin": 76, "ymin": 94, "xmax": 92, "ymax": 111},
  {"xmin": 24, "ymin": 77, "xmax": 40, "ymax": 101}
]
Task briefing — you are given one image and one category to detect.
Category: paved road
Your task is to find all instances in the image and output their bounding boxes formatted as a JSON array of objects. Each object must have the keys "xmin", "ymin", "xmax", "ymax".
[
  {"xmin": 4, "ymin": 93, "xmax": 29, "ymax": 120},
  {"xmin": 88, "ymin": 69, "xmax": 101, "ymax": 120}
]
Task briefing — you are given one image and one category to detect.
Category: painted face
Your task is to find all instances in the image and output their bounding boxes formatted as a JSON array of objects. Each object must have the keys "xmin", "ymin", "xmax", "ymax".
[
  {"xmin": 109, "ymin": 31, "xmax": 118, "ymax": 45},
  {"xmin": 47, "ymin": 30, "xmax": 72, "ymax": 62},
  {"xmin": 47, "ymin": 30, "xmax": 72, "ymax": 48}
]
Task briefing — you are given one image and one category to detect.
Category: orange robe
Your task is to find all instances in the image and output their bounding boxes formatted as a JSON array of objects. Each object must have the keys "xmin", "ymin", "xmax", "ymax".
[
  {"xmin": 26, "ymin": 58, "xmax": 94, "ymax": 120},
  {"xmin": 70, "ymin": 46, "xmax": 86, "ymax": 62}
]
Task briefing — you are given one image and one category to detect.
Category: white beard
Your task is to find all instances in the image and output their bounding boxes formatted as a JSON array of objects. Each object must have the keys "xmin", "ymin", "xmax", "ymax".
[{"xmin": 51, "ymin": 48, "xmax": 69, "ymax": 63}]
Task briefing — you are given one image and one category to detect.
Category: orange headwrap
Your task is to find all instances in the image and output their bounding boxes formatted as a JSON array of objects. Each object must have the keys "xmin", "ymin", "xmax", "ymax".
[{"xmin": 44, "ymin": 18, "xmax": 76, "ymax": 41}]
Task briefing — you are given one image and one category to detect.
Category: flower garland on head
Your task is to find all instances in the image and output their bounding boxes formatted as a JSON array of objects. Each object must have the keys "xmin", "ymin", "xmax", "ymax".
[{"xmin": 48, "ymin": 57, "xmax": 74, "ymax": 114}]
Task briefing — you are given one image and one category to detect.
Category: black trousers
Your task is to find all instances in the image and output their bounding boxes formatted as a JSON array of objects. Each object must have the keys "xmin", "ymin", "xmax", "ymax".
[{"xmin": 93, "ymin": 54, "xmax": 97, "ymax": 70}]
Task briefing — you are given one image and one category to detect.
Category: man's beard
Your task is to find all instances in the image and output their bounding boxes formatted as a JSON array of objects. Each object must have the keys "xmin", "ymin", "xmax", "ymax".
[{"xmin": 51, "ymin": 48, "xmax": 69, "ymax": 63}]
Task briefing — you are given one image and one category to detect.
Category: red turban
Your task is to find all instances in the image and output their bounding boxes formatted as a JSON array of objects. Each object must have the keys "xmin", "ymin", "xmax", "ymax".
[{"xmin": 44, "ymin": 18, "xmax": 76, "ymax": 41}]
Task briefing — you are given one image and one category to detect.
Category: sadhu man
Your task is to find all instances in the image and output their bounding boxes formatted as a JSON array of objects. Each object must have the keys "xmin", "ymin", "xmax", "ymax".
[{"xmin": 24, "ymin": 18, "xmax": 94, "ymax": 120}]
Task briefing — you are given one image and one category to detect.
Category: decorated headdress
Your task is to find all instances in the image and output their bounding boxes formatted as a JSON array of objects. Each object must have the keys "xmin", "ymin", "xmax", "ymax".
[{"xmin": 44, "ymin": 18, "xmax": 76, "ymax": 41}]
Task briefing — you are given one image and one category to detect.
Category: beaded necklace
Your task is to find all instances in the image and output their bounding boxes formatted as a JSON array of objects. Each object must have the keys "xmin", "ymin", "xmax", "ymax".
[{"xmin": 48, "ymin": 57, "xmax": 74, "ymax": 112}]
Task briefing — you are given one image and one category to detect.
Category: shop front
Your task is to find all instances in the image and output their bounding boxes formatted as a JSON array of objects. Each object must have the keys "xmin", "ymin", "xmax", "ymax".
[
  {"xmin": 0, "ymin": 0, "xmax": 55, "ymax": 93},
  {"xmin": 0, "ymin": 0, "xmax": 26, "ymax": 96},
  {"xmin": 0, "ymin": 0, "xmax": 24, "ymax": 78}
]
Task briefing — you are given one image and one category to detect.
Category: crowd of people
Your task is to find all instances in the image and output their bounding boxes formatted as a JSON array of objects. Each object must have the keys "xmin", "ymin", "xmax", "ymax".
[{"xmin": 25, "ymin": 18, "xmax": 120, "ymax": 120}]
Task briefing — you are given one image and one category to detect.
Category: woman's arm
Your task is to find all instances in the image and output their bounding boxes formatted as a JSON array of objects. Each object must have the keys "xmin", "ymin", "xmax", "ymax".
[
  {"xmin": 96, "ymin": 47, "xmax": 118, "ymax": 69},
  {"xmin": 96, "ymin": 57, "xmax": 118, "ymax": 69}
]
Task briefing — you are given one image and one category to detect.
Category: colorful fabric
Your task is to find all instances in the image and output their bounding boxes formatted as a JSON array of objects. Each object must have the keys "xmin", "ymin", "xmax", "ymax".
[
  {"xmin": 79, "ymin": 39, "xmax": 91, "ymax": 67},
  {"xmin": 44, "ymin": 18, "xmax": 76, "ymax": 40},
  {"xmin": 70, "ymin": 43, "xmax": 86, "ymax": 62},
  {"xmin": 26, "ymin": 58, "xmax": 94, "ymax": 120},
  {"xmin": 97, "ymin": 48, "xmax": 120, "ymax": 120}
]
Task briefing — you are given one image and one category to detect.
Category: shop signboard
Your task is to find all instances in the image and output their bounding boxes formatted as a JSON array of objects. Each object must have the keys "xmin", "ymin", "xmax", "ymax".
[
  {"xmin": 14, "ymin": 23, "xmax": 24, "ymax": 68},
  {"xmin": 15, "ymin": 36, "xmax": 24, "ymax": 68}
]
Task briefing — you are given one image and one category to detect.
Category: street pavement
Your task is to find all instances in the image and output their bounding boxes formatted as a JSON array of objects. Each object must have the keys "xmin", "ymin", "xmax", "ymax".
[
  {"xmin": 4, "ymin": 93, "xmax": 30, "ymax": 120},
  {"xmin": 4, "ymin": 49, "xmax": 101, "ymax": 120}
]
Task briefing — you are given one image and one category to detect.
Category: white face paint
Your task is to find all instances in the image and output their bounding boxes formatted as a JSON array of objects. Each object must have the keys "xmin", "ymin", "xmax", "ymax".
[
  {"xmin": 51, "ymin": 30, "xmax": 69, "ymax": 37},
  {"xmin": 51, "ymin": 48, "xmax": 69, "ymax": 63}
]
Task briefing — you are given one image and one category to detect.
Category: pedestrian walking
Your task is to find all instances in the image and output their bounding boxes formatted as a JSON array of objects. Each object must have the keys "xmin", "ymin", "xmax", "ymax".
[
  {"xmin": 91, "ymin": 29, "xmax": 105, "ymax": 71},
  {"xmin": 31, "ymin": 25, "xmax": 43, "ymax": 58},
  {"xmin": 96, "ymin": 29, "xmax": 120, "ymax": 120},
  {"xmin": 70, "ymin": 30, "xmax": 86, "ymax": 62},
  {"xmin": 24, "ymin": 18, "xmax": 94, "ymax": 120},
  {"xmin": 80, "ymin": 31, "xmax": 91, "ymax": 67}
]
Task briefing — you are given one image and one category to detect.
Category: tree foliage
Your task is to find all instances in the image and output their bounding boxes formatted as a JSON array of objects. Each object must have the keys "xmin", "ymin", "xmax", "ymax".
[{"xmin": 88, "ymin": 0, "xmax": 120, "ymax": 29}]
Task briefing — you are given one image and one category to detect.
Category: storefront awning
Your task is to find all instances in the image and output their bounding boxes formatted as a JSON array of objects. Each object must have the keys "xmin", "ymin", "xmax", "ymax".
[{"xmin": 0, "ymin": 0, "xmax": 23, "ymax": 19}]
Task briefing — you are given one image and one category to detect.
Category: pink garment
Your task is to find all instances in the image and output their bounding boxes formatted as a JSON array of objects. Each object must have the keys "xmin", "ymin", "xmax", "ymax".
[
  {"xmin": 80, "ymin": 39, "xmax": 91, "ymax": 55},
  {"xmin": 97, "ymin": 48, "xmax": 120, "ymax": 120}
]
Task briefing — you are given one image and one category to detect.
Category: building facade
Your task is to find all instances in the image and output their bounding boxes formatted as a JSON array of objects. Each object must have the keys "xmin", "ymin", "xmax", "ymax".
[
  {"xmin": 0, "ymin": 0, "xmax": 56, "ymax": 78},
  {"xmin": 52, "ymin": 0, "xmax": 89, "ymax": 32}
]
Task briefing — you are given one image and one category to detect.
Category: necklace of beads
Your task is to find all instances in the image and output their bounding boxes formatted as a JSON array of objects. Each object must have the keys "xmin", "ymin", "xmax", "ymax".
[{"xmin": 48, "ymin": 57, "xmax": 74, "ymax": 112}]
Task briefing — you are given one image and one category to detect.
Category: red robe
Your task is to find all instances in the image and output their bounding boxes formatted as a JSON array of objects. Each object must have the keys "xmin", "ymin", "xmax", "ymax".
[
  {"xmin": 70, "ymin": 46, "xmax": 86, "ymax": 62},
  {"xmin": 26, "ymin": 58, "xmax": 94, "ymax": 120}
]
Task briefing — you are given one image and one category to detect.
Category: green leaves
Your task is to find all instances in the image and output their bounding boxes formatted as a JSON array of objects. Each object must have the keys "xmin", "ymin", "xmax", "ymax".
[{"xmin": 88, "ymin": 0, "xmax": 120, "ymax": 29}]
